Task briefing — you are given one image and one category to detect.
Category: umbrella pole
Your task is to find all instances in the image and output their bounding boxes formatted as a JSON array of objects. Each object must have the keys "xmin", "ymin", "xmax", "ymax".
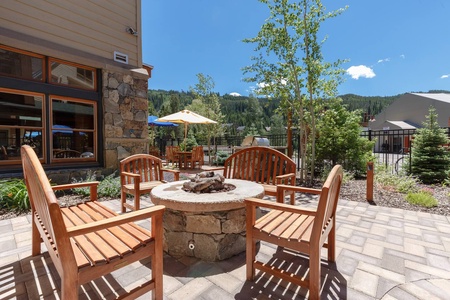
[{"xmin": 184, "ymin": 123, "xmax": 188, "ymax": 148}]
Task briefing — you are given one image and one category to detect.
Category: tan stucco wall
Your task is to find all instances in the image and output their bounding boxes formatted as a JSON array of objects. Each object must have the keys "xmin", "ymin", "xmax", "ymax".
[{"xmin": 0, "ymin": 0, "xmax": 141, "ymax": 68}]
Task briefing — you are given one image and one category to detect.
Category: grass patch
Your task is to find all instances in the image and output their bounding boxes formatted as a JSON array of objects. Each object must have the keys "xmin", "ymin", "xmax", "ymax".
[{"xmin": 405, "ymin": 192, "xmax": 438, "ymax": 208}]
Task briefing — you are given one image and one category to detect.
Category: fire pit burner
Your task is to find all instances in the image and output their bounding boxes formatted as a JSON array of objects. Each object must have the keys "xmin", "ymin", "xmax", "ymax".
[{"xmin": 182, "ymin": 171, "xmax": 236, "ymax": 193}]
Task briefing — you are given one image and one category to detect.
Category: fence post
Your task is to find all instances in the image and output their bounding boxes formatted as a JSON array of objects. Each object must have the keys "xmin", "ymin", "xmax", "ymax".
[{"xmin": 367, "ymin": 161, "xmax": 374, "ymax": 202}]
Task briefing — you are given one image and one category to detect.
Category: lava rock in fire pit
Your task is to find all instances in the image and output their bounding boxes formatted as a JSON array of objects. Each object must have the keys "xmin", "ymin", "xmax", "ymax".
[{"xmin": 183, "ymin": 171, "xmax": 235, "ymax": 193}]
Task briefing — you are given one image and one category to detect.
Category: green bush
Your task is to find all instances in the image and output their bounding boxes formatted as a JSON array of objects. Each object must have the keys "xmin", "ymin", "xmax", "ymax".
[
  {"xmin": 0, "ymin": 178, "xmax": 30, "ymax": 212},
  {"xmin": 215, "ymin": 151, "xmax": 229, "ymax": 166},
  {"xmin": 375, "ymin": 165, "xmax": 419, "ymax": 194},
  {"xmin": 72, "ymin": 171, "xmax": 121, "ymax": 198},
  {"xmin": 405, "ymin": 192, "xmax": 438, "ymax": 208}
]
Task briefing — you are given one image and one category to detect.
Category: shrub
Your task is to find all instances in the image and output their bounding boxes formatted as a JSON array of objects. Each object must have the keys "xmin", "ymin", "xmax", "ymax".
[
  {"xmin": 215, "ymin": 151, "xmax": 229, "ymax": 166},
  {"xmin": 406, "ymin": 192, "xmax": 438, "ymax": 208},
  {"xmin": 375, "ymin": 164, "xmax": 419, "ymax": 194},
  {"xmin": 0, "ymin": 178, "xmax": 30, "ymax": 212},
  {"xmin": 71, "ymin": 171, "xmax": 121, "ymax": 198}
]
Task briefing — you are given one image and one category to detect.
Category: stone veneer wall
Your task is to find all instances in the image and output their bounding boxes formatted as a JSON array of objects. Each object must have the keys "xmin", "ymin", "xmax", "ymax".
[{"xmin": 102, "ymin": 69, "xmax": 150, "ymax": 171}]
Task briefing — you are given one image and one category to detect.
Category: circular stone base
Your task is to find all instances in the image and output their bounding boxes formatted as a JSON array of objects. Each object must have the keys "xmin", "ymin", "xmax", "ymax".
[{"xmin": 151, "ymin": 179, "xmax": 265, "ymax": 261}]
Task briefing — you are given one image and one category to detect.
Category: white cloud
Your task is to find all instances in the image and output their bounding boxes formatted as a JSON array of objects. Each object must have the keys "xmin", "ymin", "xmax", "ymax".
[
  {"xmin": 377, "ymin": 58, "xmax": 390, "ymax": 63},
  {"xmin": 441, "ymin": 74, "xmax": 449, "ymax": 79},
  {"xmin": 400, "ymin": 54, "xmax": 405, "ymax": 59},
  {"xmin": 346, "ymin": 65, "xmax": 376, "ymax": 80},
  {"xmin": 229, "ymin": 92, "xmax": 241, "ymax": 96}
]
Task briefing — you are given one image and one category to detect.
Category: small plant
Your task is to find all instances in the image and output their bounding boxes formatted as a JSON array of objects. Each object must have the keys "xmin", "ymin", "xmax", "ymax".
[
  {"xmin": 98, "ymin": 172, "xmax": 121, "ymax": 198},
  {"xmin": 406, "ymin": 191, "xmax": 438, "ymax": 208},
  {"xmin": 374, "ymin": 164, "xmax": 419, "ymax": 194},
  {"xmin": 71, "ymin": 171, "xmax": 121, "ymax": 198},
  {"xmin": 215, "ymin": 151, "xmax": 229, "ymax": 166},
  {"xmin": 0, "ymin": 178, "xmax": 30, "ymax": 212}
]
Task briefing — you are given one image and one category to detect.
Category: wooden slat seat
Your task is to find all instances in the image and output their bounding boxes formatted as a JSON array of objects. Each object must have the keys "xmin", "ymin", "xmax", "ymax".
[
  {"xmin": 21, "ymin": 145, "xmax": 165, "ymax": 299},
  {"xmin": 245, "ymin": 165, "xmax": 343, "ymax": 299},
  {"xmin": 120, "ymin": 153, "xmax": 180, "ymax": 212}
]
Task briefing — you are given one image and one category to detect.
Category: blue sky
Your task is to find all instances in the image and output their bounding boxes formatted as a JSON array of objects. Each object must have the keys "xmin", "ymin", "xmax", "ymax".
[{"xmin": 142, "ymin": 0, "xmax": 450, "ymax": 97}]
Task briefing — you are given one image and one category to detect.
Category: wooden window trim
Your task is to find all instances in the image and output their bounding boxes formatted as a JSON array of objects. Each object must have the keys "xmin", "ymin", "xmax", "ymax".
[
  {"xmin": 0, "ymin": 88, "xmax": 46, "ymax": 164},
  {"xmin": 49, "ymin": 95, "xmax": 97, "ymax": 163},
  {"xmin": 48, "ymin": 58, "xmax": 97, "ymax": 91},
  {"xmin": 0, "ymin": 44, "xmax": 46, "ymax": 82}
]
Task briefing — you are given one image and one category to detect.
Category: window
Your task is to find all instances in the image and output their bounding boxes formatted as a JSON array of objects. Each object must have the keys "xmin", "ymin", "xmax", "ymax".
[
  {"xmin": 0, "ymin": 45, "xmax": 44, "ymax": 81},
  {"xmin": 49, "ymin": 59, "xmax": 96, "ymax": 90},
  {"xmin": 0, "ymin": 89, "xmax": 44, "ymax": 161},
  {"xmin": 0, "ymin": 45, "xmax": 100, "ymax": 168},
  {"xmin": 51, "ymin": 97, "xmax": 96, "ymax": 161}
]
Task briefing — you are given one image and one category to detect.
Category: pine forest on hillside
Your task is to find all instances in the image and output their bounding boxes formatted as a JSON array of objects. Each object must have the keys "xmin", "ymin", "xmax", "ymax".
[{"xmin": 147, "ymin": 89, "xmax": 400, "ymax": 131}]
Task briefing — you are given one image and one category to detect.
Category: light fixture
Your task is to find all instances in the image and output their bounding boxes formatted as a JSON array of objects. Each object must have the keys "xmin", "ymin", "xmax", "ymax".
[{"xmin": 126, "ymin": 26, "xmax": 138, "ymax": 36}]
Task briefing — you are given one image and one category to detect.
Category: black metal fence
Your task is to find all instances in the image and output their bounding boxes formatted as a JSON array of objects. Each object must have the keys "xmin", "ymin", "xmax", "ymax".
[{"xmin": 153, "ymin": 127, "xmax": 450, "ymax": 174}]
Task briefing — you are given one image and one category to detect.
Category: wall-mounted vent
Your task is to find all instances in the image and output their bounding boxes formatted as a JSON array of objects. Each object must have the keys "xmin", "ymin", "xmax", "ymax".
[{"xmin": 114, "ymin": 51, "xmax": 128, "ymax": 64}]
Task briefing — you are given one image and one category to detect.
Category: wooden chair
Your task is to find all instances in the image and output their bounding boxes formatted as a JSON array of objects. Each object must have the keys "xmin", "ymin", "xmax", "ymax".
[
  {"xmin": 165, "ymin": 145, "xmax": 180, "ymax": 167},
  {"xmin": 211, "ymin": 146, "xmax": 296, "ymax": 203},
  {"xmin": 21, "ymin": 145, "xmax": 165, "ymax": 299},
  {"xmin": 245, "ymin": 165, "xmax": 343, "ymax": 299},
  {"xmin": 190, "ymin": 145, "xmax": 204, "ymax": 169},
  {"xmin": 120, "ymin": 153, "xmax": 180, "ymax": 212}
]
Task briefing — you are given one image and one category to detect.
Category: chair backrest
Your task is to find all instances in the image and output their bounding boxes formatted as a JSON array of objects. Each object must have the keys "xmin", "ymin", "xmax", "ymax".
[
  {"xmin": 21, "ymin": 145, "xmax": 73, "ymax": 262},
  {"xmin": 191, "ymin": 146, "xmax": 203, "ymax": 162},
  {"xmin": 312, "ymin": 165, "xmax": 343, "ymax": 244},
  {"xmin": 222, "ymin": 146, "xmax": 296, "ymax": 184},
  {"xmin": 165, "ymin": 145, "xmax": 180, "ymax": 161},
  {"xmin": 120, "ymin": 154, "xmax": 164, "ymax": 185}
]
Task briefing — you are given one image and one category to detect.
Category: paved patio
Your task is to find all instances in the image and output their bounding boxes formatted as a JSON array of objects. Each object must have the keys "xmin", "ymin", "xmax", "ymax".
[{"xmin": 1, "ymin": 194, "xmax": 450, "ymax": 299}]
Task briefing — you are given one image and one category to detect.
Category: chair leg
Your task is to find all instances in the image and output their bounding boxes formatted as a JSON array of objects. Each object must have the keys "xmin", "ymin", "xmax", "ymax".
[
  {"xmin": 31, "ymin": 220, "xmax": 41, "ymax": 256},
  {"xmin": 246, "ymin": 238, "xmax": 256, "ymax": 280},
  {"xmin": 61, "ymin": 273, "xmax": 79, "ymax": 300},
  {"xmin": 328, "ymin": 226, "xmax": 336, "ymax": 262},
  {"xmin": 309, "ymin": 250, "xmax": 321, "ymax": 300},
  {"xmin": 134, "ymin": 193, "xmax": 140, "ymax": 211},
  {"xmin": 120, "ymin": 191, "xmax": 127, "ymax": 213}
]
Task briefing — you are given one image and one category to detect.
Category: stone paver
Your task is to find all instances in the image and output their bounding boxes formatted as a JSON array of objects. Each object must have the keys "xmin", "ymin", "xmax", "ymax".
[{"xmin": 1, "ymin": 196, "xmax": 450, "ymax": 299}]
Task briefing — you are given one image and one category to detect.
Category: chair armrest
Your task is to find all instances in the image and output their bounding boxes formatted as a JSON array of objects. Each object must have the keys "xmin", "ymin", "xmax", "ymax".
[
  {"xmin": 245, "ymin": 197, "xmax": 316, "ymax": 215},
  {"xmin": 277, "ymin": 184, "xmax": 322, "ymax": 195},
  {"xmin": 275, "ymin": 173, "xmax": 296, "ymax": 184},
  {"xmin": 162, "ymin": 169, "xmax": 180, "ymax": 181},
  {"xmin": 66, "ymin": 205, "xmax": 165, "ymax": 237},
  {"xmin": 52, "ymin": 181, "xmax": 99, "ymax": 202},
  {"xmin": 206, "ymin": 167, "xmax": 225, "ymax": 172},
  {"xmin": 121, "ymin": 171, "xmax": 141, "ymax": 179}
]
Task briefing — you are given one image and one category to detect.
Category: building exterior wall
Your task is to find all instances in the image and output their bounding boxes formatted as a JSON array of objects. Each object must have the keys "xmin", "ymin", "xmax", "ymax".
[
  {"xmin": 0, "ymin": 0, "xmax": 149, "ymax": 181},
  {"xmin": 370, "ymin": 93, "xmax": 450, "ymax": 130},
  {"xmin": 0, "ymin": 0, "xmax": 141, "ymax": 67}
]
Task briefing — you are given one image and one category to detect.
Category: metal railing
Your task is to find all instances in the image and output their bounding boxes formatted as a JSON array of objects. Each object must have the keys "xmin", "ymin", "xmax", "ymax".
[{"xmin": 153, "ymin": 127, "xmax": 450, "ymax": 174}]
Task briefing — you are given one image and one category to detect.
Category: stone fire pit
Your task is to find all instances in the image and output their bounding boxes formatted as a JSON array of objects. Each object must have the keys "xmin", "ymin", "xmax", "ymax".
[{"xmin": 150, "ymin": 177, "xmax": 264, "ymax": 261}]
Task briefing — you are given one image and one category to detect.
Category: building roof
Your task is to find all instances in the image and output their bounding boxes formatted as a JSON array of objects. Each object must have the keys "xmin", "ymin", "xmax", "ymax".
[
  {"xmin": 411, "ymin": 93, "xmax": 450, "ymax": 103},
  {"xmin": 385, "ymin": 120, "xmax": 417, "ymax": 129}
]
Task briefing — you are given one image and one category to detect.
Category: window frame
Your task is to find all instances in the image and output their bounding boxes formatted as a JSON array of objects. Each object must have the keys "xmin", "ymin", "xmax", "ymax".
[
  {"xmin": 49, "ymin": 95, "xmax": 97, "ymax": 163},
  {"xmin": 48, "ymin": 58, "xmax": 97, "ymax": 91},
  {"xmin": 0, "ymin": 87, "xmax": 46, "ymax": 164},
  {"xmin": 0, "ymin": 45, "xmax": 46, "ymax": 82}
]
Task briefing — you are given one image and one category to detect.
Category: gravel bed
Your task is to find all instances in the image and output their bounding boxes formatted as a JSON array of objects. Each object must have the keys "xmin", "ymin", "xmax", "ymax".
[{"xmin": 340, "ymin": 180, "xmax": 450, "ymax": 216}]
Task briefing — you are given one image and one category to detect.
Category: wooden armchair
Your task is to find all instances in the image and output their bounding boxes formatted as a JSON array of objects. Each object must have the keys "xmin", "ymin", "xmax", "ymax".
[
  {"xmin": 190, "ymin": 145, "xmax": 204, "ymax": 169},
  {"xmin": 21, "ymin": 145, "xmax": 165, "ymax": 299},
  {"xmin": 165, "ymin": 145, "xmax": 180, "ymax": 167},
  {"xmin": 210, "ymin": 146, "xmax": 296, "ymax": 203},
  {"xmin": 120, "ymin": 153, "xmax": 180, "ymax": 212},
  {"xmin": 245, "ymin": 165, "xmax": 343, "ymax": 299}
]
